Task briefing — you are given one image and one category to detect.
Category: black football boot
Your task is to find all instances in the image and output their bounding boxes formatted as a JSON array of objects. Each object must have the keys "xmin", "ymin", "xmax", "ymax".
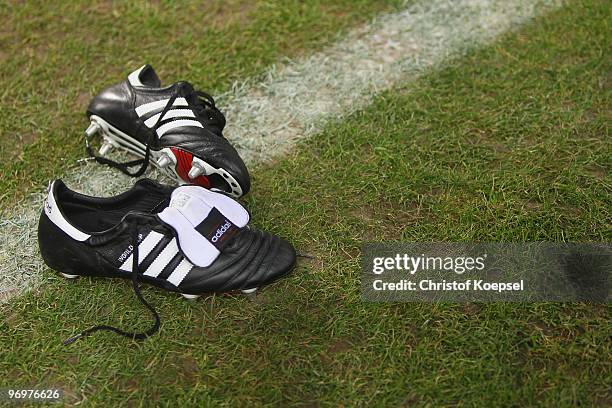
[
  {"xmin": 84, "ymin": 65, "xmax": 250, "ymax": 197},
  {"xmin": 38, "ymin": 179, "xmax": 295, "ymax": 343}
]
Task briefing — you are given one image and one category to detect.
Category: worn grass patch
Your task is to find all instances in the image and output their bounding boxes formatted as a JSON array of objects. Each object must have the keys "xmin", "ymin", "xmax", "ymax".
[{"xmin": 0, "ymin": 0, "xmax": 610, "ymax": 406}]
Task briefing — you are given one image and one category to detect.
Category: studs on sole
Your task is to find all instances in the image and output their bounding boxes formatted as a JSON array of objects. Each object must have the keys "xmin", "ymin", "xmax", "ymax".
[
  {"xmin": 99, "ymin": 140, "xmax": 114, "ymax": 155},
  {"xmin": 85, "ymin": 122, "xmax": 101, "ymax": 138},
  {"xmin": 155, "ymin": 148, "xmax": 177, "ymax": 169},
  {"xmin": 241, "ymin": 288, "xmax": 258, "ymax": 295},
  {"xmin": 188, "ymin": 157, "xmax": 215, "ymax": 180},
  {"xmin": 157, "ymin": 155, "xmax": 172, "ymax": 168},
  {"xmin": 188, "ymin": 162, "xmax": 206, "ymax": 179},
  {"xmin": 182, "ymin": 289, "xmax": 258, "ymax": 300},
  {"xmin": 60, "ymin": 273, "xmax": 80, "ymax": 279}
]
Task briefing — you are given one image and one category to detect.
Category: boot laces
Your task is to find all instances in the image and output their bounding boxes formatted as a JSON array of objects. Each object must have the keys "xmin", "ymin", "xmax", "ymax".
[
  {"xmin": 63, "ymin": 219, "xmax": 161, "ymax": 345},
  {"xmin": 85, "ymin": 83, "xmax": 225, "ymax": 178},
  {"xmin": 185, "ymin": 88, "xmax": 226, "ymax": 131}
]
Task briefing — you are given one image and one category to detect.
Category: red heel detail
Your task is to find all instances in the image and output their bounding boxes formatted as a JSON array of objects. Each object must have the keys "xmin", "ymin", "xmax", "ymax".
[{"xmin": 170, "ymin": 147, "xmax": 211, "ymax": 188}]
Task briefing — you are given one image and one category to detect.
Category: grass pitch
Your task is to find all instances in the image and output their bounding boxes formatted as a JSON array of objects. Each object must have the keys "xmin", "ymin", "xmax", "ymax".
[
  {"xmin": 0, "ymin": 0, "xmax": 402, "ymax": 210},
  {"xmin": 0, "ymin": 0, "xmax": 610, "ymax": 406}
]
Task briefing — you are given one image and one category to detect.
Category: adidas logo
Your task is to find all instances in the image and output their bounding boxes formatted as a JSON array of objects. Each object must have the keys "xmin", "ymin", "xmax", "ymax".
[{"xmin": 211, "ymin": 221, "xmax": 232, "ymax": 243}]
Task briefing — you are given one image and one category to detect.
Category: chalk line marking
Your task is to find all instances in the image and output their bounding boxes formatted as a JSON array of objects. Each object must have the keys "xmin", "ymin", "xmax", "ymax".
[{"xmin": 0, "ymin": 0, "xmax": 563, "ymax": 302}]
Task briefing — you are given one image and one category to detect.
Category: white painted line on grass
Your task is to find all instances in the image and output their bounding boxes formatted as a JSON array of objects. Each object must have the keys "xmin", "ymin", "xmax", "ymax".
[
  {"xmin": 0, "ymin": 0, "xmax": 562, "ymax": 302},
  {"xmin": 222, "ymin": 0, "xmax": 563, "ymax": 163}
]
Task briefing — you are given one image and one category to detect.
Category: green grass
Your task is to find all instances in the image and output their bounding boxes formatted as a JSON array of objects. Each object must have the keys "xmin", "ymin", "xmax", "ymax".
[
  {"xmin": 1, "ymin": 0, "xmax": 611, "ymax": 406},
  {"xmin": 0, "ymin": 0, "xmax": 403, "ymax": 210}
]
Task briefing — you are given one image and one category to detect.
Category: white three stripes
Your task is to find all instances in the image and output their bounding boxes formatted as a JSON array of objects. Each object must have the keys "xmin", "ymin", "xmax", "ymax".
[
  {"xmin": 143, "ymin": 109, "xmax": 195, "ymax": 128},
  {"xmin": 143, "ymin": 238, "xmax": 179, "ymax": 278},
  {"xmin": 167, "ymin": 259, "xmax": 194, "ymax": 286},
  {"xmin": 119, "ymin": 231, "xmax": 194, "ymax": 286},
  {"xmin": 155, "ymin": 119, "xmax": 203, "ymax": 137},
  {"xmin": 135, "ymin": 97, "xmax": 188, "ymax": 116},
  {"xmin": 119, "ymin": 231, "xmax": 164, "ymax": 272},
  {"xmin": 135, "ymin": 97, "xmax": 203, "ymax": 138}
]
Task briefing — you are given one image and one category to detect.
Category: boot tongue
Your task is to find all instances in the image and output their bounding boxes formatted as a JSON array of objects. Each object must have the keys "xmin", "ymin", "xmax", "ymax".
[
  {"xmin": 127, "ymin": 64, "xmax": 161, "ymax": 88},
  {"xmin": 157, "ymin": 186, "xmax": 249, "ymax": 267},
  {"xmin": 175, "ymin": 81, "xmax": 199, "ymax": 103}
]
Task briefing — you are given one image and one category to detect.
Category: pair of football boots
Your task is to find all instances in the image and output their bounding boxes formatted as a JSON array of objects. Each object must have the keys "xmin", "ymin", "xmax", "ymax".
[
  {"xmin": 84, "ymin": 64, "xmax": 249, "ymax": 198},
  {"xmin": 37, "ymin": 67, "xmax": 295, "ymax": 344}
]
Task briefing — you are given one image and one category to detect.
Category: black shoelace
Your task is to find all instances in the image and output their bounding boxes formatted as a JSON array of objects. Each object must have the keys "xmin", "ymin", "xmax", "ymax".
[
  {"xmin": 85, "ymin": 84, "xmax": 224, "ymax": 178},
  {"xmin": 63, "ymin": 222, "xmax": 160, "ymax": 345},
  {"xmin": 189, "ymin": 90, "xmax": 226, "ymax": 131}
]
